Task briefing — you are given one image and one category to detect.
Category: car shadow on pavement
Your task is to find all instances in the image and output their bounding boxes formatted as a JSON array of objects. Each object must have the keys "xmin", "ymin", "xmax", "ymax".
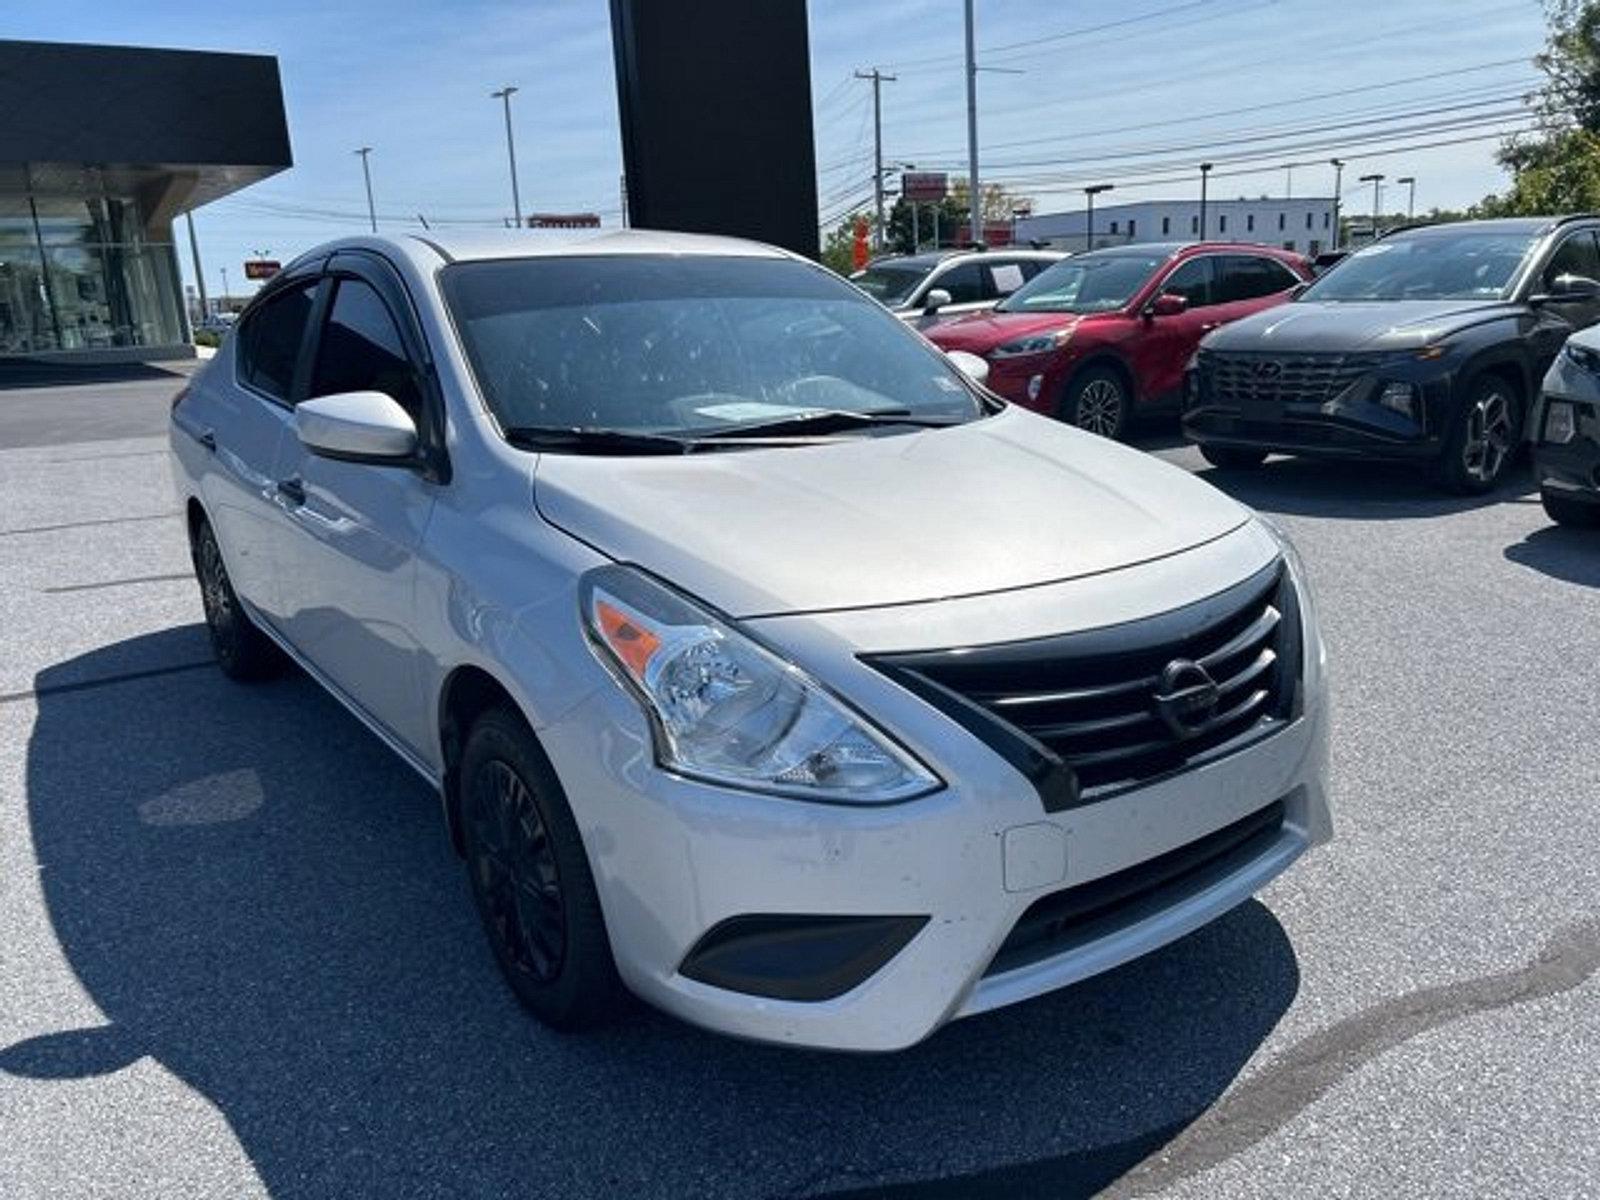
[
  {"xmin": 9, "ymin": 627, "xmax": 1301, "ymax": 1200},
  {"xmin": 1504, "ymin": 523, "xmax": 1600, "ymax": 587},
  {"xmin": 1191, "ymin": 456, "xmax": 1537, "ymax": 521}
]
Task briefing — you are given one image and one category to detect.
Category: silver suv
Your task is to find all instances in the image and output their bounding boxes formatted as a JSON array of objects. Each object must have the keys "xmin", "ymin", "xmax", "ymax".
[
  {"xmin": 852, "ymin": 248, "xmax": 1065, "ymax": 329},
  {"xmin": 170, "ymin": 230, "xmax": 1330, "ymax": 1051}
]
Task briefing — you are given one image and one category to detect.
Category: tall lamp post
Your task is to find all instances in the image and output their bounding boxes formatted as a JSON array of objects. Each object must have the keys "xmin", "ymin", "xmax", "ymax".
[
  {"xmin": 1330, "ymin": 158, "xmax": 1345, "ymax": 251},
  {"xmin": 1083, "ymin": 183, "xmax": 1113, "ymax": 251},
  {"xmin": 1198, "ymin": 162, "xmax": 1213, "ymax": 241},
  {"xmin": 1397, "ymin": 175, "xmax": 1417, "ymax": 221},
  {"xmin": 491, "ymin": 86, "xmax": 523, "ymax": 229},
  {"xmin": 1360, "ymin": 173, "xmax": 1386, "ymax": 242},
  {"xmin": 354, "ymin": 146, "xmax": 377, "ymax": 233}
]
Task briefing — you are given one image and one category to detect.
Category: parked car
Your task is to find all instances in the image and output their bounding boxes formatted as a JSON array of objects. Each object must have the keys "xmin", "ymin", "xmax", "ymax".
[
  {"xmin": 850, "ymin": 248, "xmax": 1065, "ymax": 329},
  {"xmin": 1531, "ymin": 326, "xmax": 1600, "ymax": 526},
  {"xmin": 927, "ymin": 243, "xmax": 1312, "ymax": 439},
  {"xmin": 1184, "ymin": 216, "xmax": 1600, "ymax": 493},
  {"xmin": 170, "ymin": 230, "xmax": 1330, "ymax": 1052}
]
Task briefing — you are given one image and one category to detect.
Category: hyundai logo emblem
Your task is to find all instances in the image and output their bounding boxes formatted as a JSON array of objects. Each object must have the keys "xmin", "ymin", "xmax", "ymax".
[
  {"xmin": 1153, "ymin": 659, "xmax": 1221, "ymax": 739},
  {"xmin": 1250, "ymin": 360, "xmax": 1284, "ymax": 380}
]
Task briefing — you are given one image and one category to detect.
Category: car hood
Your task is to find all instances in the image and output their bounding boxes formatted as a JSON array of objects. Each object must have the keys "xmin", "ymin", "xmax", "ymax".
[
  {"xmin": 532, "ymin": 408, "xmax": 1250, "ymax": 618},
  {"xmin": 927, "ymin": 311, "xmax": 1086, "ymax": 354},
  {"xmin": 1203, "ymin": 299, "xmax": 1522, "ymax": 353}
]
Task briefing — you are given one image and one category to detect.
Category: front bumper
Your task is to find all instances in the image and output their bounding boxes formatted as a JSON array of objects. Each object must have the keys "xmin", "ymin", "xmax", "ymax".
[
  {"xmin": 1531, "ymin": 389, "xmax": 1600, "ymax": 498},
  {"xmin": 537, "ymin": 524, "xmax": 1332, "ymax": 1051},
  {"xmin": 1184, "ymin": 355, "xmax": 1450, "ymax": 461}
]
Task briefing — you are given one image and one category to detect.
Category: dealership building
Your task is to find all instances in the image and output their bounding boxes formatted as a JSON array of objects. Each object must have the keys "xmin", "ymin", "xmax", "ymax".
[
  {"xmin": 0, "ymin": 40, "xmax": 290, "ymax": 363},
  {"xmin": 1015, "ymin": 196, "xmax": 1338, "ymax": 257}
]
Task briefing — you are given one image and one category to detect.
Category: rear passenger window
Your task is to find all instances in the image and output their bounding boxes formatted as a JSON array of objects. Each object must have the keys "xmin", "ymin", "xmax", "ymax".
[
  {"xmin": 308, "ymin": 279, "xmax": 424, "ymax": 418},
  {"xmin": 987, "ymin": 262, "xmax": 1027, "ymax": 296},
  {"xmin": 237, "ymin": 282, "xmax": 317, "ymax": 402},
  {"xmin": 1216, "ymin": 256, "xmax": 1301, "ymax": 303}
]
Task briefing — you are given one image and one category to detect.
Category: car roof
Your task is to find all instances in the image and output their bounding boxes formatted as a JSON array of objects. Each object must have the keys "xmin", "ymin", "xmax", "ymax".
[
  {"xmin": 1387, "ymin": 215, "xmax": 1599, "ymax": 239},
  {"xmin": 1071, "ymin": 241, "xmax": 1303, "ymax": 260},
  {"xmin": 300, "ymin": 228, "xmax": 797, "ymax": 269},
  {"xmin": 866, "ymin": 249, "xmax": 1064, "ymax": 269}
]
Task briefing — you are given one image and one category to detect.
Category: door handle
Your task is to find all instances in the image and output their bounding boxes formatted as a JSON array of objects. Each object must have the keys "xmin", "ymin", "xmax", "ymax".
[
  {"xmin": 197, "ymin": 427, "xmax": 216, "ymax": 452},
  {"xmin": 276, "ymin": 477, "xmax": 306, "ymax": 507}
]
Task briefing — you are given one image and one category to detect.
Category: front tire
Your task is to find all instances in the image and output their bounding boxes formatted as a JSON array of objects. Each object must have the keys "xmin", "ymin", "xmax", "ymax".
[
  {"xmin": 1061, "ymin": 366, "xmax": 1131, "ymax": 441},
  {"xmin": 192, "ymin": 517, "xmax": 280, "ymax": 681},
  {"xmin": 1431, "ymin": 375, "xmax": 1521, "ymax": 495},
  {"xmin": 460, "ymin": 706, "xmax": 622, "ymax": 1031},
  {"xmin": 1199, "ymin": 444, "xmax": 1269, "ymax": 470},
  {"xmin": 1541, "ymin": 487, "xmax": 1600, "ymax": 528}
]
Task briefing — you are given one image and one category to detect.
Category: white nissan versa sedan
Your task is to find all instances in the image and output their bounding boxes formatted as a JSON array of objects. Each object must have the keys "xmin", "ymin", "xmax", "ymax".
[{"xmin": 169, "ymin": 230, "xmax": 1331, "ymax": 1052}]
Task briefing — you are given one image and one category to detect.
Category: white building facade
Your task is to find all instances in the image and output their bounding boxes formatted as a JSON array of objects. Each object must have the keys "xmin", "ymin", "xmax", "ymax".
[{"xmin": 1015, "ymin": 197, "xmax": 1337, "ymax": 256}]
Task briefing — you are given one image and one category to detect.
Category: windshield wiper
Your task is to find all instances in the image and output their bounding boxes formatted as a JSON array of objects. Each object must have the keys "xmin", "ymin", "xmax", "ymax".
[
  {"xmin": 501, "ymin": 425, "xmax": 694, "ymax": 455},
  {"xmin": 696, "ymin": 407, "xmax": 965, "ymax": 440}
]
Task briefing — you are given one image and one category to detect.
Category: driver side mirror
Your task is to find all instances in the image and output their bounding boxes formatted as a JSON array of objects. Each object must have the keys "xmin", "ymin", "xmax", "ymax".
[
  {"xmin": 1533, "ymin": 272, "xmax": 1600, "ymax": 304},
  {"xmin": 1146, "ymin": 293, "xmax": 1189, "ymax": 318},
  {"xmin": 944, "ymin": 350, "xmax": 989, "ymax": 385},
  {"xmin": 294, "ymin": 391, "xmax": 418, "ymax": 464},
  {"xmin": 923, "ymin": 287, "xmax": 954, "ymax": 314}
]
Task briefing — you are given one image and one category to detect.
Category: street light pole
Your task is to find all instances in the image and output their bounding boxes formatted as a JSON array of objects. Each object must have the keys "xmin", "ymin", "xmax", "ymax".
[
  {"xmin": 491, "ymin": 86, "xmax": 523, "ymax": 229},
  {"xmin": 354, "ymin": 146, "xmax": 377, "ymax": 233},
  {"xmin": 1330, "ymin": 158, "xmax": 1345, "ymax": 250},
  {"xmin": 219, "ymin": 266, "xmax": 229, "ymax": 312},
  {"xmin": 1360, "ymin": 173, "xmax": 1385, "ymax": 241},
  {"xmin": 964, "ymin": 0, "xmax": 981, "ymax": 247},
  {"xmin": 1397, "ymin": 175, "xmax": 1417, "ymax": 220},
  {"xmin": 1084, "ymin": 183, "xmax": 1113, "ymax": 251},
  {"xmin": 1198, "ymin": 162, "xmax": 1213, "ymax": 241}
]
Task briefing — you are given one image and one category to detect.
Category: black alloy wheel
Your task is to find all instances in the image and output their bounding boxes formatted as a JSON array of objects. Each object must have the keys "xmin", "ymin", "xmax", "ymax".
[
  {"xmin": 1434, "ymin": 376, "xmax": 1521, "ymax": 494},
  {"xmin": 459, "ymin": 706, "xmax": 622, "ymax": 1030},
  {"xmin": 192, "ymin": 518, "xmax": 279, "ymax": 680}
]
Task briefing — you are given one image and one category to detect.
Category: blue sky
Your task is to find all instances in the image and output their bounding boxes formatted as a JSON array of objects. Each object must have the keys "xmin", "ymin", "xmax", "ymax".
[{"xmin": 8, "ymin": 0, "xmax": 1552, "ymax": 301}]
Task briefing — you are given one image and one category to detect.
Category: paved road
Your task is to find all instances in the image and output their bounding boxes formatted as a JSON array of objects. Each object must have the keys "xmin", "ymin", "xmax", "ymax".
[{"xmin": 2, "ymin": 376, "xmax": 1597, "ymax": 1198}]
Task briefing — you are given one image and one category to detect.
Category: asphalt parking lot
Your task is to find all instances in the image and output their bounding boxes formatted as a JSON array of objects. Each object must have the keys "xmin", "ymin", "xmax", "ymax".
[{"xmin": 2, "ymin": 368, "xmax": 1597, "ymax": 1200}]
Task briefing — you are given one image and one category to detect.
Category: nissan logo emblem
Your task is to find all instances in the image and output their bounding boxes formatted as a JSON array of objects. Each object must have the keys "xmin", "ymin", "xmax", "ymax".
[{"xmin": 1153, "ymin": 659, "xmax": 1221, "ymax": 739}]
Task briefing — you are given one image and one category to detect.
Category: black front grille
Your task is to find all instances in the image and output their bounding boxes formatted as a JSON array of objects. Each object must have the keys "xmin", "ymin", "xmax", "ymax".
[
  {"xmin": 869, "ymin": 560, "xmax": 1301, "ymax": 803},
  {"xmin": 1204, "ymin": 351, "xmax": 1381, "ymax": 408}
]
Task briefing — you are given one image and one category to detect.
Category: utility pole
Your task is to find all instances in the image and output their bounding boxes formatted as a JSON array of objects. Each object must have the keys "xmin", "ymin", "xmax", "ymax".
[
  {"xmin": 1330, "ymin": 158, "xmax": 1345, "ymax": 250},
  {"xmin": 491, "ymin": 86, "xmax": 523, "ymax": 229},
  {"xmin": 1284, "ymin": 164, "xmax": 1293, "ymax": 199},
  {"xmin": 964, "ymin": 0, "xmax": 981, "ymax": 247},
  {"xmin": 1198, "ymin": 162, "xmax": 1213, "ymax": 241},
  {"xmin": 620, "ymin": 173, "xmax": 629, "ymax": 227},
  {"xmin": 855, "ymin": 68, "xmax": 897, "ymax": 250},
  {"xmin": 185, "ymin": 211, "xmax": 209, "ymax": 319},
  {"xmin": 1084, "ymin": 183, "xmax": 1113, "ymax": 252},
  {"xmin": 1397, "ymin": 175, "xmax": 1417, "ymax": 220},
  {"xmin": 219, "ymin": 266, "xmax": 230, "ymax": 312},
  {"xmin": 1360, "ymin": 173, "xmax": 1385, "ymax": 241},
  {"xmin": 354, "ymin": 146, "xmax": 377, "ymax": 233}
]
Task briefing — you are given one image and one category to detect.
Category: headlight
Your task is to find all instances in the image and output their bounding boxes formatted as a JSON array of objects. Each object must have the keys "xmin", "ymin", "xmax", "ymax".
[
  {"xmin": 1563, "ymin": 341, "xmax": 1600, "ymax": 374},
  {"xmin": 1376, "ymin": 381, "xmax": 1419, "ymax": 419},
  {"xmin": 1545, "ymin": 400, "xmax": 1577, "ymax": 444},
  {"xmin": 992, "ymin": 328, "xmax": 1072, "ymax": 358},
  {"xmin": 581, "ymin": 565, "xmax": 939, "ymax": 804}
]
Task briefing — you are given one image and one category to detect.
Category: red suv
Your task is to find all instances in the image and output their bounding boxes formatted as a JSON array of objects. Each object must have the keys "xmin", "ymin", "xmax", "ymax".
[{"xmin": 928, "ymin": 242, "xmax": 1312, "ymax": 439}]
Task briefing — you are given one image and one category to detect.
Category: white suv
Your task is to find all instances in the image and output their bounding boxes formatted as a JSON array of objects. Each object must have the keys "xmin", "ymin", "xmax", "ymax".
[{"xmin": 170, "ymin": 229, "xmax": 1330, "ymax": 1051}]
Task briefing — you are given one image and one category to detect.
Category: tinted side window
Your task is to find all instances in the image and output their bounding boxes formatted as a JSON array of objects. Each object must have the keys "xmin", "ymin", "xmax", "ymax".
[
  {"xmin": 1017, "ymin": 259, "xmax": 1051, "ymax": 281},
  {"xmin": 1160, "ymin": 257, "xmax": 1215, "ymax": 307},
  {"xmin": 933, "ymin": 262, "xmax": 985, "ymax": 305},
  {"xmin": 1217, "ymin": 256, "xmax": 1300, "ymax": 303},
  {"xmin": 1544, "ymin": 231, "xmax": 1600, "ymax": 285},
  {"xmin": 308, "ymin": 279, "xmax": 423, "ymax": 417},
  {"xmin": 238, "ymin": 282, "xmax": 316, "ymax": 401}
]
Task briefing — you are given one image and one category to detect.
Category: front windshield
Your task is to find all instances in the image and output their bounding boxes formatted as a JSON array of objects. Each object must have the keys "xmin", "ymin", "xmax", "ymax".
[
  {"xmin": 850, "ymin": 262, "xmax": 931, "ymax": 306},
  {"xmin": 996, "ymin": 253, "xmax": 1166, "ymax": 314},
  {"xmin": 1300, "ymin": 231, "xmax": 1538, "ymax": 302},
  {"xmin": 442, "ymin": 255, "xmax": 983, "ymax": 440}
]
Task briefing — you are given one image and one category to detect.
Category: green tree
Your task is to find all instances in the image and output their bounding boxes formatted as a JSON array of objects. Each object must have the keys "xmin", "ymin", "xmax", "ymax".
[{"xmin": 1478, "ymin": 1, "xmax": 1600, "ymax": 215}]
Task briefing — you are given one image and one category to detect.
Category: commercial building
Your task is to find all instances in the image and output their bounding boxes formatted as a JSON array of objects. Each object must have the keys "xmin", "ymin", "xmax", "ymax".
[
  {"xmin": 0, "ymin": 40, "xmax": 290, "ymax": 363},
  {"xmin": 1016, "ymin": 196, "xmax": 1337, "ymax": 257}
]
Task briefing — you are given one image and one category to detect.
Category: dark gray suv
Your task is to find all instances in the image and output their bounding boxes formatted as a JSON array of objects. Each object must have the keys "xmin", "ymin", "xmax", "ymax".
[{"xmin": 1183, "ymin": 216, "xmax": 1600, "ymax": 493}]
